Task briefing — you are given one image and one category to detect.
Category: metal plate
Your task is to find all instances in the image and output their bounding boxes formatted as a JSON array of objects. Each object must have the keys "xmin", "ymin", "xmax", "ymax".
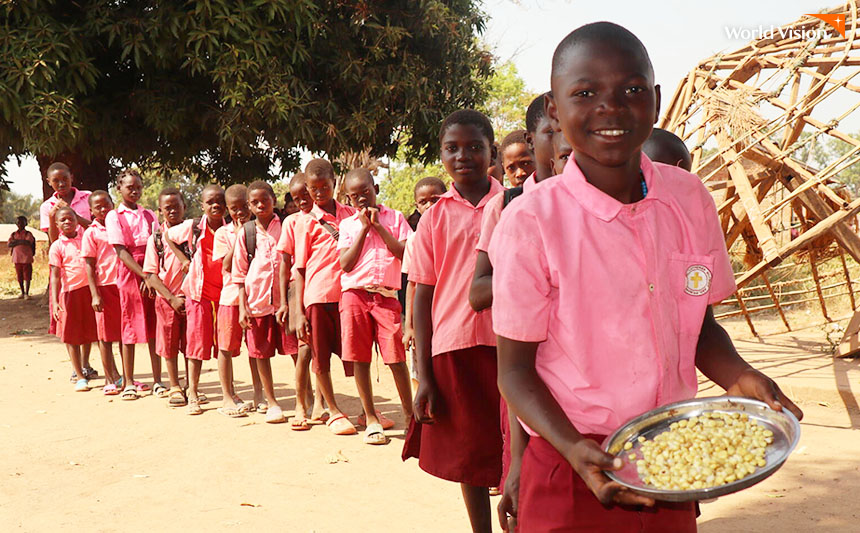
[{"xmin": 602, "ymin": 397, "xmax": 800, "ymax": 502}]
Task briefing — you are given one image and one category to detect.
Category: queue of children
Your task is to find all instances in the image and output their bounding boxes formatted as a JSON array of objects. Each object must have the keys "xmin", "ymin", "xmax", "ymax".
[{"xmin": 36, "ymin": 20, "xmax": 806, "ymax": 533}]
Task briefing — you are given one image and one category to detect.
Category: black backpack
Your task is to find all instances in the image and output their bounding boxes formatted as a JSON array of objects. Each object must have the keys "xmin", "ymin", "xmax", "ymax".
[
  {"xmin": 503, "ymin": 186, "xmax": 524, "ymax": 209},
  {"xmin": 154, "ymin": 218, "xmax": 202, "ymax": 267},
  {"xmin": 243, "ymin": 220, "xmax": 257, "ymax": 264}
]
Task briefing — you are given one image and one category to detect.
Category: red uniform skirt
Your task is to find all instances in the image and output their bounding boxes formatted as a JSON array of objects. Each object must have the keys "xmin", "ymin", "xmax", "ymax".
[
  {"xmin": 116, "ymin": 245, "xmax": 156, "ymax": 344},
  {"xmin": 95, "ymin": 284, "xmax": 122, "ymax": 343},
  {"xmin": 402, "ymin": 346, "xmax": 502, "ymax": 487},
  {"xmin": 217, "ymin": 304, "xmax": 242, "ymax": 356},
  {"xmin": 59, "ymin": 286, "xmax": 98, "ymax": 345},
  {"xmin": 518, "ymin": 436, "xmax": 697, "ymax": 532}
]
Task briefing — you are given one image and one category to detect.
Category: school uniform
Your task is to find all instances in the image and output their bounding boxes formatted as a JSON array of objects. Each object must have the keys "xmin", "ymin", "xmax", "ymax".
[
  {"xmin": 81, "ymin": 220, "xmax": 121, "ymax": 343},
  {"xmin": 143, "ymin": 223, "xmax": 186, "ymax": 359},
  {"xmin": 488, "ymin": 154, "xmax": 736, "ymax": 531},
  {"xmin": 105, "ymin": 204, "xmax": 158, "ymax": 345},
  {"xmin": 293, "ymin": 202, "xmax": 356, "ymax": 374},
  {"xmin": 231, "ymin": 217, "xmax": 283, "ymax": 359},
  {"xmin": 168, "ymin": 218, "xmax": 226, "ymax": 361},
  {"xmin": 213, "ymin": 225, "xmax": 243, "ymax": 356},
  {"xmin": 336, "ymin": 205, "xmax": 412, "ymax": 364},
  {"xmin": 49, "ymin": 231, "xmax": 98, "ymax": 345},
  {"xmin": 274, "ymin": 211, "xmax": 310, "ymax": 356},
  {"xmin": 402, "ymin": 177, "xmax": 505, "ymax": 488}
]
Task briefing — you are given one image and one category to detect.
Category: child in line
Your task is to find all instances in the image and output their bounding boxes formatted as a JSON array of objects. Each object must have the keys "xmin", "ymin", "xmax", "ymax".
[
  {"xmin": 403, "ymin": 109, "xmax": 505, "ymax": 533},
  {"xmin": 499, "ymin": 129, "xmax": 536, "ymax": 187},
  {"xmin": 292, "ymin": 159, "xmax": 357, "ymax": 436},
  {"xmin": 524, "ymin": 93, "xmax": 555, "ymax": 183},
  {"xmin": 644, "ymin": 127, "xmax": 693, "ymax": 171},
  {"xmin": 82, "ymin": 191, "xmax": 123, "ymax": 395},
  {"xmin": 49, "ymin": 207, "xmax": 99, "ymax": 392},
  {"xmin": 106, "ymin": 169, "xmax": 181, "ymax": 401},
  {"xmin": 167, "ymin": 185, "xmax": 228, "ymax": 415},
  {"xmin": 490, "ymin": 22, "xmax": 803, "ymax": 531},
  {"xmin": 8, "ymin": 215, "xmax": 36, "ymax": 300},
  {"xmin": 143, "ymin": 187, "xmax": 190, "ymax": 404},
  {"xmin": 232, "ymin": 180, "xmax": 287, "ymax": 424},
  {"xmin": 338, "ymin": 168, "xmax": 414, "ymax": 445}
]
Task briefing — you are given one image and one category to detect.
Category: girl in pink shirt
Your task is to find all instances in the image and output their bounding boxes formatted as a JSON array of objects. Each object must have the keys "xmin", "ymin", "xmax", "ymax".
[
  {"xmin": 82, "ymin": 191, "xmax": 123, "ymax": 394},
  {"xmin": 49, "ymin": 207, "xmax": 98, "ymax": 392}
]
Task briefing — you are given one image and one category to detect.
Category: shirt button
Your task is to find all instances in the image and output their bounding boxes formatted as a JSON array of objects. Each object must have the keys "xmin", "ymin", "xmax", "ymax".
[{"xmin": 649, "ymin": 283, "xmax": 655, "ymax": 292}]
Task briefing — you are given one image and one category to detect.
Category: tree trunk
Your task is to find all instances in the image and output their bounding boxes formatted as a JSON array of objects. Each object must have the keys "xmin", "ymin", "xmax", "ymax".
[{"xmin": 36, "ymin": 152, "xmax": 112, "ymax": 200}]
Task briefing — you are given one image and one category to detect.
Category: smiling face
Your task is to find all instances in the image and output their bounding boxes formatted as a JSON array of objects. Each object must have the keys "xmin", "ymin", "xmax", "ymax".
[
  {"xmin": 47, "ymin": 169, "xmax": 73, "ymax": 196},
  {"xmin": 440, "ymin": 123, "xmax": 492, "ymax": 187},
  {"xmin": 89, "ymin": 194, "xmax": 113, "ymax": 224},
  {"xmin": 248, "ymin": 188, "xmax": 274, "ymax": 220},
  {"xmin": 201, "ymin": 188, "xmax": 226, "ymax": 222},
  {"xmin": 502, "ymin": 142, "xmax": 536, "ymax": 187},
  {"xmin": 226, "ymin": 195, "xmax": 250, "ymax": 225},
  {"xmin": 159, "ymin": 194, "xmax": 185, "ymax": 226},
  {"xmin": 548, "ymin": 41, "xmax": 659, "ymax": 171},
  {"xmin": 117, "ymin": 174, "xmax": 143, "ymax": 206},
  {"xmin": 55, "ymin": 209, "xmax": 78, "ymax": 237},
  {"xmin": 344, "ymin": 175, "xmax": 377, "ymax": 210},
  {"xmin": 306, "ymin": 173, "xmax": 335, "ymax": 207},
  {"xmin": 289, "ymin": 181, "xmax": 313, "ymax": 213}
]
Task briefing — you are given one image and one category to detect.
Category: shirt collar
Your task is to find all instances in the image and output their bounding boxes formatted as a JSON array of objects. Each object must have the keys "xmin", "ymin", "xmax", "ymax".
[
  {"xmin": 522, "ymin": 173, "xmax": 537, "ymax": 192},
  {"xmin": 116, "ymin": 203, "xmax": 142, "ymax": 214},
  {"xmin": 440, "ymin": 177, "xmax": 505, "ymax": 209},
  {"xmin": 561, "ymin": 152, "xmax": 664, "ymax": 222},
  {"xmin": 59, "ymin": 230, "xmax": 80, "ymax": 242},
  {"xmin": 311, "ymin": 201, "xmax": 348, "ymax": 221},
  {"xmin": 52, "ymin": 187, "xmax": 79, "ymax": 201}
]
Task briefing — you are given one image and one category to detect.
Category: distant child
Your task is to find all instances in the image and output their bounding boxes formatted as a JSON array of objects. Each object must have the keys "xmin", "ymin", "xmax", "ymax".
[
  {"xmin": 338, "ymin": 168, "xmax": 413, "ymax": 445},
  {"xmin": 487, "ymin": 142, "xmax": 504, "ymax": 184},
  {"xmin": 167, "ymin": 185, "xmax": 228, "ymax": 415},
  {"xmin": 644, "ymin": 127, "xmax": 693, "ymax": 171},
  {"xmin": 8, "ymin": 215, "xmax": 36, "ymax": 300},
  {"xmin": 81, "ymin": 191, "xmax": 123, "ymax": 394},
  {"xmin": 106, "ymin": 169, "xmax": 181, "ymax": 401},
  {"xmin": 283, "ymin": 192, "xmax": 299, "ymax": 217},
  {"xmin": 212, "ymin": 185, "xmax": 254, "ymax": 416},
  {"xmin": 231, "ymin": 180, "xmax": 287, "ymax": 424},
  {"xmin": 292, "ymin": 159, "xmax": 357, "ymax": 436},
  {"xmin": 403, "ymin": 109, "xmax": 504, "ymax": 533},
  {"xmin": 49, "ymin": 206, "xmax": 98, "ymax": 392},
  {"xmin": 499, "ymin": 129, "xmax": 536, "ymax": 187},
  {"xmin": 549, "ymin": 128, "xmax": 573, "ymax": 175},
  {"xmin": 490, "ymin": 23, "xmax": 803, "ymax": 531},
  {"xmin": 524, "ymin": 93, "xmax": 555, "ymax": 182}
]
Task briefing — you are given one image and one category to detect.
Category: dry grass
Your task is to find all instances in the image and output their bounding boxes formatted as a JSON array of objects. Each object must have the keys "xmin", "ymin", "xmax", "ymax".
[{"xmin": 0, "ymin": 253, "xmax": 48, "ymax": 297}]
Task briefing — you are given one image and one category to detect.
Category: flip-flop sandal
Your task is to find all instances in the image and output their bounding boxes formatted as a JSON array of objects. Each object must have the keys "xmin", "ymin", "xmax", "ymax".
[
  {"xmin": 236, "ymin": 401, "xmax": 253, "ymax": 414},
  {"xmin": 291, "ymin": 416, "xmax": 311, "ymax": 431},
  {"xmin": 134, "ymin": 381, "xmax": 150, "ymax": 392},
  {"xmin": 256, "ymin": 403, "xmax": 269, "ymax": 414},
  {"xmin": 265, "ymin": 406, "xmax": 286, "ymax": 424},
  {"xmin": 74, "ymin": 379, "xmax": 90, "ymax": 392},
  {"xmin": 326, "ymin": 413, "xmax": 357, "ymax": 436},
  {"xmin": 187, "ymin": 398, "xmax": 203, "ymax": 416},
  {"xmin": 103, "ymin": 384, "xmax": 119, "ymax": 396},
  {"xmin": 197, "ymin": 392, "xmax": 208, "ymax": 404},
  {"xmin": 120, "ymin": 386, "xmax": 138, "ymax": 401},
  {"xmin": 83, "ymin": 366, "xmax": 98, "ymax": 379},
  {"xmin": 363, "ymin": 423, "xmax": 389, "ymax": 445},
  {"xmin": 308, "ymin": 411, "xmax": 330, "ymax": 425},
  {"xmin": 153, "ymin": 383, "xmax": 169, "ymax": 398},
  {"xmin": 168, "ymin": 387, "xmax": 187, "ymax": 407},
  {"xmin": 357, "ymin": 411, "xmax": 395, "ymax": 430},
  {"xmin": 218, "ymin": 406, "xmax": 247, "ymax": 418}
]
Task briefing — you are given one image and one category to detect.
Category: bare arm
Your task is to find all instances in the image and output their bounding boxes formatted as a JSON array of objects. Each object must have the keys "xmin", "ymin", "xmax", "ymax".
[
  {"xmin": 50, "ymin": 265, "xmax": 62, "ymax": 320},
  {"xmin": 412, "ymin": 283, "xmax": 439, "ymax": 424},
  {"xmin": 371, "ymin": 218, "xmax": 405, "ymax": 259},
  {"xmin": 276, "ymin": 253, "xmax": 291, "ymax": 325},
  {"xmin": 165, "ymin": 237, "xmax": 191, "ymax": 274},
  {"xmin": 469, "ymin": 251, "xmax": 493, "ymax": 311},
  {"xmin": 84, "ymin": 258, "xmax": 103, "ymax": 312},
  {"xmin": 75, "ymin": 213, "xmax": 91, "ymax": 229},
  {"xmin": 293, "ymin": 267, "xmax": 309, "ymax": 341},
  {"xmin": 114, "ymin": 244, "xmax": 148, "ymax": 278},
  {"xmin": 403, "ymin": 280, "xmax": 416, "ymax": 349}
]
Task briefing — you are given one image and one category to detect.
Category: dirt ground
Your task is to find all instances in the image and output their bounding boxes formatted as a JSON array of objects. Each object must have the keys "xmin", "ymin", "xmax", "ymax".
[{"xmin": 1, "ymin": 293, "xmax": 859, "ymax": 532}]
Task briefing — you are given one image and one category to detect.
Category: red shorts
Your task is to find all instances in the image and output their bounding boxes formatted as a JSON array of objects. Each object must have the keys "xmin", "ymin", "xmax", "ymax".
[
  {"xmin": 59, "ymin": 287, "xmax": 98, "ymax": 345},
  {"xmin": 15, "ymin": 263, "xmax": 32, "ymax": 282},
  {"xmin": 306, "ymin": 303, "xmax": 353, "ymax": 376},
  {"xmin": 186, "ymin": 298, "xmax": 218, "ymax": 361},
  {"xmin": 518, "ymin": 436, "xmax": 696, "ymax": 532},
  {"xmin": 280, "ymin": 329, "xmax": 299, "ymax": 356},
  {"xmin": 340, "ymin": 289, "xmax": 406, "ymax": 365},
  {"xmin": 217, "ymin": 304, "xmax": 242, "ymax": 356},
  {"xmin": 155, "ymin": 296, "xmax": 185, "ymax": 359},
  {"xmin": 95, "ymin": 285, "xmax": 122, "ymax": 343},
  {"xmin": 245, "ymin": 314, "xmax": 281, "ymax": 359},
  {"xmin": 402, "ymin": 346, "xmax": 502, "ymax": 487}
]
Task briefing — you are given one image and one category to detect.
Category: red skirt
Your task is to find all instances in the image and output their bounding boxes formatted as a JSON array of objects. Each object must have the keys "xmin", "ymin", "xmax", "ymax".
[
  {"xmin": 402, "ymin": 346, "xmax": 502, "ymax": 487},
  {"xmin": 59, "ymin": 286, "xmax": 98, "ymax": 345},
  {"xmin": 116, "ymin": 245, "xmax": 156, "ymax": 344},
  {"xmin": 518, "ymin": 436, "xmax": 697, "ymax": 532},
  {"xmin": 217, "ymin": 304, "xmax": 242, "ymax": 356},
  {"xmin": 95, "ymin": 285, "xmax": 122, "ymax": 343},
  {"xmin": 185, "ymin": 298, "xmax": 217, "ymax": 360}
]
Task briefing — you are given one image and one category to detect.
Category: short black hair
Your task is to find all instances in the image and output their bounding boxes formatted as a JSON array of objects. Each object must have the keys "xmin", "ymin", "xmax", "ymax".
[
  {"xmin": 159, "ymin": 186, "xmax": 184, "ymax": 204},
  {"xmin": 16, "ymin": 215, "xmax": 27, "ymax": 224},
  {"xmin": 413, "ymin": 176, "xmax": 447, "ymax": 196},
  {"xmin": 305, "ymin": 158, "xmax": 335, "ymax": 180},
  {"xmin": 54, "ymin": 205, "xmax": 76, "ymax": 220},
  {"xmin": 46, "ymin": 162, "xmax": 70, "ymax": 175},
  {"xmin": 500, "ymin": 129, "xmax": 529, "ymax": 153},
  {"xmin": 88, "ymin": 190, "xmax": 112, "ymax": 206},
  {"xmin": 289, "ymin": 172, "xmax": 307, "ymax": 188},
  {"xmin": 201, "ymin": 183, "xmax": 224, "ymax": 198},
  {"xmin": 116, "ymin": 168, "xmax": 142, "ymax": 186},
  {"xmin": 439, "ymin": 109, "xmax": 494, "ymax": 145},
  {"xmin": 643, "ymin": 128, "xmax": 692, "ymax": 171},
  {"xmin": 525, "ymin": 93, "xmax": 549, "ymax": 133},
  {"xmin": 224, "ymin": 184, "xmax": 247, "ymax": 201},
  {"xmin": 247, "ymin": 180, "xmax": 276, "ymax": 200},
  {"xmin": 344, "ymin": 167, "xmax": 374, "ymax": 188},
  {"xmin": 552, "ymin": 22, "xmax": 653, "ymax": 81}
]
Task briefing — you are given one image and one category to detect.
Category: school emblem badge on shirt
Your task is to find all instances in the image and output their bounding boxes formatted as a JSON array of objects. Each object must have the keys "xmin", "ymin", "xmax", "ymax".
[{"xmin": 685, "ymin": 265, "xmax": 712, "ymax": 296}]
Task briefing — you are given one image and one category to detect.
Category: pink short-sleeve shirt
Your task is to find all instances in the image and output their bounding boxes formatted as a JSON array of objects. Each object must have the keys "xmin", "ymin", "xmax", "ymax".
[
  {"xmin": 40, "ymin": 188, "xmax": 92, "ymax": 233},
  {"xmin": 143, "ymin": 223, "xmax": 185, "ymax": 295},
  {"xmin": 408, "ymin": 177, "xmax": 505, "ymax": 355},
  {"xmin": 9, "ymin": 230, "xmax": 35, "ymax": 264},
  {"xmin": 293, "ymin": 202, "xmax": 356, "ymax": 307},
  {"xmin": 401, "ymin": 232, "xmax": 416, "ymax": 275},
  {"xmin": 476, "ymin": 173, "xmax": 538, "ymax": 253},
  {"xmin": 49, "ymin": 231, "xmax": 89, "ymax": 292},
  {"xmin": 489, "ymin": 154, "xmax": 737, "ymax": 437},
  {"xmin": 167, "ymin": 217, "xmax": 227, "ymax": 302},
  {"xmin": 105, "ymin": 204, "xmax": 157, "ymax": 248},
  {"xmin": 81, "ymin": 220, "xmax": 119, "ymax": 286},
  {"xmin": 275, "ymin": 211, "xmax": 309, "ymax": 258},
  {"xmin": 213, "ymin": 224, "xmax": 241, "ymax": 306},
  {"xmin": 337, "ymin": 205, "xmax": 412, "ymax": 291},
  {"xmin": 231, "ymin": 216, "xmax": 282, "ymax": 317}
]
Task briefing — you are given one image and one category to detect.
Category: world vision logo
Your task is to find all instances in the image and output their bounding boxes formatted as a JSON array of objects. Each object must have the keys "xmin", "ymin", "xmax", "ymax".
[
  {"xmin": 806, "ymin": 13, "xmax": 846, "ymax": 38},
  {"xmin": 725, "ymin": 14, "xmax": 846, "ymax": 40}
]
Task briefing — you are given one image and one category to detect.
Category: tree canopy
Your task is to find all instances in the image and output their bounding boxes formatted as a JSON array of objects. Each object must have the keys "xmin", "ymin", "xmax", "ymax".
[{"xmin": 0, "ymin": 1, "xmax": 492, "ymax": 195}]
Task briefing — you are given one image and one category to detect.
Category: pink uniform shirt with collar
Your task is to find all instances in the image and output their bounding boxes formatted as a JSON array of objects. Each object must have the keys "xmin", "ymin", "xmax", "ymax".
[
  {"xmin": 167, "ymin": 217, "xmax": 227, "ymax": 302},
  {"xmin": 337, "ymin": 205, "xmax": 412, "ymax": 291},
  {"xmin": 40, "ymin": 188, "xmax": 92, "ymax": 232},
  {"xmin": 9, "ymin": 230, "xmax": 35, "ymax": 264},
  {"xmin": 293, "ymin": 202, "xmax": 356, "ymax": 307},
  {"xmin": 49, "ymin": 231, "xmax": 89, "ymax": 292},
  {"xmin": 105, "ymin": 204, "xmax": 157, "ymax": 247},
  {"xmin": 276, "ymin": 211, "xmax": 309, "ymax": 258},
  {"xmin": 401, "ymin": 232, "xmax": 416, "ymax": 275},
  {"xmin": 476, "ymin": 173, "xmax": 538, "ymax": 253},
  {"xmin": 81, "ymin": 220, "xmax": 119, "ymax": 286},
  {"xmin": 143, "ymin": 223, "xmax": 185, "ymax": 295},
  {"xmin": 408, "ymin": 177, "xmax": 505, "ymax": 356},
  {"xmin": 231, "ymin": 216, "xmax": 282, "ymax": 317},
  {"xmin": 488, "ymin": 153, "xmax": 736, "ymax": 437},
  {"xmin": 213, "ymin": 224, "xmax": 241, "ymax": 306}
]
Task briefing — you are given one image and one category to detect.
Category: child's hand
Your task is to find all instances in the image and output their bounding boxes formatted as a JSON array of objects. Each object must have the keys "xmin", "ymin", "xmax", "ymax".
[
  {"xmin": 295, "ymin": 311, "xmax": 311, "ymax": 342},
  {"xmin": 169, "ymin": 296, "xmax": 185, "ymax": 315},
  {"xmin": 497, "ymin": 465, "xmax": 521, "ymax": 531},
  {"xmin": 238, "ymin": 306, "xmax": 251, "ymax": 330},
  {"xmin": 139, "ymin": 279, "xmax": 155, "ymax": 298},
  {"xmin": 367, "ymin": 207, "xmax": 380, "ymax": 226},
  {"xmin": 53, "ymin": 304, "xmax": 63, "ymax": 321},
  {"xmin": 727, "ymin": 368, "xmax": 804, "ymax": 421},
  {"xmin": 358, "ymin": 208, "xmax": 371, "ymax": 228},
  {"xmin": 91, "ymin": 293, "xmax": 103, "ymax": 313},
  {"xmin": 180, "ymin": 259, "xmax": 191, "ymax": 275},
  {"xmin": 49, "ymin": 199, "xmax": 69, "ymax": 216},
  {"xmin": 567, "ymin": 438, "xmax": 656, "ymax": 508},
  {"xmin": 275, "ymin": 304, "xmax": 288, "ymax": 325},
  {"xmin": 402, "ymin": 326, "xmax": 415, "ymax": 350},
  {"xmin": 413, "ymin": 381, "xmax": 440, "ymax": 424}
]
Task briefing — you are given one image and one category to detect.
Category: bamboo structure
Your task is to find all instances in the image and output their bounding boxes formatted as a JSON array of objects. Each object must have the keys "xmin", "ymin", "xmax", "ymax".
[{"xmin": 660, "ymin": 3, "xmax": 860, "ymax": 343}]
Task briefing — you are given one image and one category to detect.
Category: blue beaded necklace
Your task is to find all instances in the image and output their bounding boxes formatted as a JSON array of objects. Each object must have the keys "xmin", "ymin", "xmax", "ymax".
[{"xmin": 640, "ymin": 171, "xmax": 648, "ymax": 199}]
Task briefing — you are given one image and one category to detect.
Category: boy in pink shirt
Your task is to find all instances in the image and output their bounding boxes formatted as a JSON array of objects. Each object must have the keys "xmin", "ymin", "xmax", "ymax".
[
  {"xmin": 499, "ymin": 129, "xmax": 535, "ymax": 187},
  {"xmin": 338, "ymin": 168, "xmax": 413, "ymax": 445},
  {"xmin": 81, "ymin": 191, "xmax": 123, "ymax": 394},
  {"xmin": 403, "ymin": 109, "xmax": 505, "ymax": 533},
  {"xmin": 8, "ymin": 216, "xmax": 36, "ymax": 300},
  {"xmin": 232, "ymin": 180, "xmax": 287, "ymax": 424},
  {"xmin": 293, "ymin": 159, "xmax": 357, "ymax": 436},
  {"xmin": 490, "ymin": 23, "xmax": 803, "ymax": 532},
  {"xmin": 49, "ymin": 207, "xmax": 98, "ymax": 392},
  {"xmin": 167, "ymin": 185, "xmax": 228, "ymax": 415}
]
